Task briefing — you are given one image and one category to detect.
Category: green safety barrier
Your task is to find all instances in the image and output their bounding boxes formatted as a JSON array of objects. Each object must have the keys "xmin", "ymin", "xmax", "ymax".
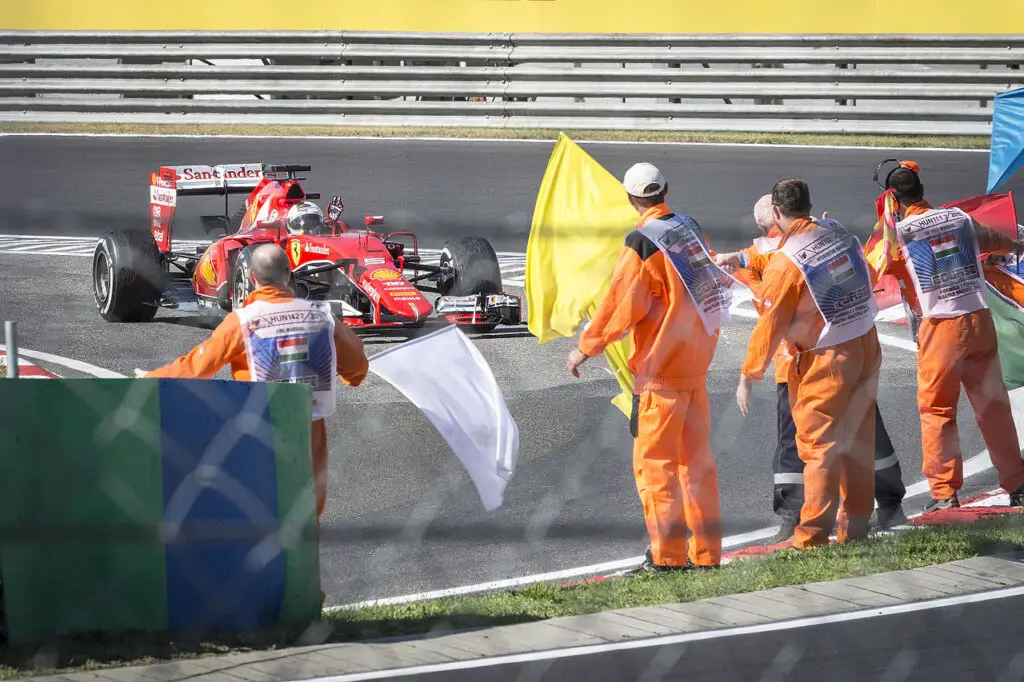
[{"xmin": 0, "ymin": 377, "xmax": 321, "ymax": 645}]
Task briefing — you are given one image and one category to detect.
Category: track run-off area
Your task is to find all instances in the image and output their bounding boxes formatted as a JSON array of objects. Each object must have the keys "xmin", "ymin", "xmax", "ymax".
[{"xmin": 2, "ymin": 133, "xmax": 1023, "ymax": 607}]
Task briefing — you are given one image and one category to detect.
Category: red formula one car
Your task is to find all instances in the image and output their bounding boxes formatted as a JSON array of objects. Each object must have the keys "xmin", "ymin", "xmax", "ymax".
[{"xmin": 92, "ymin": 162, "xmax": 522, "ymax": 332}]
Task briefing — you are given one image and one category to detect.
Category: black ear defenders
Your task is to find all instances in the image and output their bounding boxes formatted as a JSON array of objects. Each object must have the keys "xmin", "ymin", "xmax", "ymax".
[
  {"xmin": 873, "ymin": 158, "xmax": 901, "ymax": 191},
  {"xmin": 873, "ymin": 159, "xmax": 921, "ymax": 197}
]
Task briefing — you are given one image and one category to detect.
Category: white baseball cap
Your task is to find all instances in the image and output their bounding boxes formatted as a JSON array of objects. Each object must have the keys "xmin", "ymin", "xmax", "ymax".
[{"xmin": 622, "ymin": 162, "xmax": 666, "ymax": 198}]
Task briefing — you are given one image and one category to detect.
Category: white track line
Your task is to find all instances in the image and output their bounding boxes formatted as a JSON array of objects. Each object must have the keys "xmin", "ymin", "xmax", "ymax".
[
  {"xmin": 0, "ymin": 234, "xmax": 108, "ymax": 242},
  {"xmin": 0, "ymin": 132, "xmax": 989, "ymax": 153},
  {"xmin": 1, "ymin": 243, "xmax": 70, "ymax": 253},
  {"xmin": 0, "ymin": 345, "xmax": 126, "ymax": 379},
  {"xmin": 305, "ymin": 584, "xmax": 1024, "ymax": 682},
  {"xmin": 44, "ymin": 244, "xmax": 102, "ymax": 254},
  {"xmin": 331, "ymin": 527, "xmax": 778, "ymax": 612}
]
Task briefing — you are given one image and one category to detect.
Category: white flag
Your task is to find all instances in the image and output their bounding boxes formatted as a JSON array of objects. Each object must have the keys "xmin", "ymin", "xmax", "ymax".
[{"xmin": 367, "ymin": 325, "xmax": 519, "ymax": 511}]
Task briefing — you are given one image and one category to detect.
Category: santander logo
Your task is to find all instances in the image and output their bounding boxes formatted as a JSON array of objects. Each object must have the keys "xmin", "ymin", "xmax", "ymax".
[
  {"xmin": 150, "ymin": 186, "xmax": 176, "ymax": 207},
  {"xmin": 181, "ymin": 167, "xmax": 262, "ymax": 181},
  {"xmin": 304, "ymin": 243, "xmax": 331, "ymax": 256},
  {"xmin": 162, "ymin": 163, "xmax": 264, "ymax": 189}
]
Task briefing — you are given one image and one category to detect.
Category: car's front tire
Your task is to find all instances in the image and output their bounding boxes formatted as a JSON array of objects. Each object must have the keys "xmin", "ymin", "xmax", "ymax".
[
  {"xmin": 439, "ymin": 236, "xmax": 502, "ymax": 296},
  {"xmin": 439, "ymin": 236, "xmax": 503, "ymax": 332},
  {"xmin": 92, "ymin": 230, "xmax": 163, "ymax": 322}
]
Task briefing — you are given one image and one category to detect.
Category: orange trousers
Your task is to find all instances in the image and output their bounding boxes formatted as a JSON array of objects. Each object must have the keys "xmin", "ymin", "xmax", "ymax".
[
  {"xmin": 789, "ymin": 329, "xmax": 881, "ymax": 549},
  {"xmin": 632, "ymin": 386, "xmax": 721, "ymax": 567},
  {"xmin": 312, "ymin": 418, "xmax": 329, "ymax": 519},
  {"xmin": 916, "ymin": 309, "xmax": 1024, "ymax": 500}
]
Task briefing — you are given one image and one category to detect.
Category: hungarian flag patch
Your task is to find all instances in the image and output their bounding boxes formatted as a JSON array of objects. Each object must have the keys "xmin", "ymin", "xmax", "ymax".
[
  {"xmin": 685, "ymin": 243, "xmax": 711, "ymax": 268},
  {"xmin": 277, "ymin": 336, "xmax": 309, "ymax": 363},
  {"xmin": 930, "ymin": 234, "xmax": 961, "ymax": 259},
  {"xmin": 827, "ymin": 254, "xmax": 855, "ymax": 283}
]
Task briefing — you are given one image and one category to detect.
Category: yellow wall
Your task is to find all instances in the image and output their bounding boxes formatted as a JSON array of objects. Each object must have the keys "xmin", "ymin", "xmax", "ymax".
[{"xmin": 6, "ymin": 0, "xmax": 1022, "ymax": 33}]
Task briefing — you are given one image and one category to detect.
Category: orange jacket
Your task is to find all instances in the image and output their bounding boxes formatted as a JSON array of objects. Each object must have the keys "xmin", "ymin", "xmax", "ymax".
[
  {"xmin": 741, "ymin": 217, "xmax": 838, "ymax": 382},
  {"xmin": 885, "ymin": 200, "xmax": 1017, "ymax": 317},
  {"xmin": 732, "ymin": 225, "xmax": 792, "ymax": 382},
  {"xmin": 737, "ymin": 225, "xmax": 785, "ymax": 298},
  {"xmin": 578, "ymin": 203, "xmax": 720, "ymax": 391},
  {"xmin": 146, "ymin": 285, "xmax": 369, "ymax": 389}
]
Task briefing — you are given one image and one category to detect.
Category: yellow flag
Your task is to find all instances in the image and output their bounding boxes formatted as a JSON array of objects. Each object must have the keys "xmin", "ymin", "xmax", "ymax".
[
  {"xmin": 524, "ymin": 133, "xmax": 639, "ymax": 417},
  {"xmin": 602, "ymin": 330, "xmax": 635, "ymax": 417},
  {"xmin": 863, "ymin": 190, "xmax": 900, "ymax": 278}
]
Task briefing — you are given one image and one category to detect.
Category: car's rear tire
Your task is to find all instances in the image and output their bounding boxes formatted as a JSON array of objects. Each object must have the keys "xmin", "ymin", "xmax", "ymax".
[
  {"xmin": 92, "ymin": 230, "xmax": 163, "ymax": 322},
  {"xmin": 439, "ymin": 237, "xmax": 503, "ymax": 332},
  {"xmin": 230, "ymin": 245, "xmax": 257, "ymax": 311}
]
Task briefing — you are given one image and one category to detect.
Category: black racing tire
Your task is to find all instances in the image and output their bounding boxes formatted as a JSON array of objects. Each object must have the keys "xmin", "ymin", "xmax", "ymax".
[
  {"xmin": 439, "ymin": 237, "xmax": 502, "ymax": 296},
  {"xmin": 92, "ymin": 230, "xmax": 163, "ymax": 322},
  {"xmin": 439, "ymin": 237, "xmax": 503, "ymax": 333},
  {"xmin": 230, "ymin": 245, "xmax": 257, "ymax": 311}
]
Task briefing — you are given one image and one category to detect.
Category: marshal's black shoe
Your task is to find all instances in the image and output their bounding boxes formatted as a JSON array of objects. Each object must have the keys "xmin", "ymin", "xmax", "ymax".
[
  {"xmin": 624, "ymin": 549, "xmax": 719, "ymax": 576},
  {"xmin": 923, "ymin": 494, "xmax": 959, "ymax": 513},
  {"xmin": 770, "ymin": 516, "xmax": 799, "ymax": 544},
  {"xmin": 625, "ymin": 549, "xmax": 686, "ymax": 576},
  {"xmin": 871, "ymin": 504, "xmax": 908, "ymax": 530}
]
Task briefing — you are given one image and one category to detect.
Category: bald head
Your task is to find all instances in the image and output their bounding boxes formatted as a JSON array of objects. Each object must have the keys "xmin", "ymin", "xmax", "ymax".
[
  {"xmin": 251, "ymin": 244, "xmax": 292, "ymax": 288},
  {"xmin": 753, "ymin": 193, "xmax": 774, "ymax": 235}
]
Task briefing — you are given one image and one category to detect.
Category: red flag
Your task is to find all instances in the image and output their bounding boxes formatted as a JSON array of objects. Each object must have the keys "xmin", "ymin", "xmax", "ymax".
[
  {"xmin": 873, "ymin": 272, "xmax": 903, "ymax": 310},
  {"xmin": 941, "ymin": 192, "xmax": 1018, "ymax": 239}
]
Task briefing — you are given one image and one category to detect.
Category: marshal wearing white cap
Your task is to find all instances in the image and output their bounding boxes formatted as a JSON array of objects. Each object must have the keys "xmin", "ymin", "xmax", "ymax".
[
  {"xmin": 622, "ymin": 162, "xmax": 668, "ymax": 198},
  {"xmin": 567, "ymin": 160, "xmax": 736, "ymax": 573},
  {"xmin": 623, "ymin": 163, "xmax": 744, "ymax": 335}
]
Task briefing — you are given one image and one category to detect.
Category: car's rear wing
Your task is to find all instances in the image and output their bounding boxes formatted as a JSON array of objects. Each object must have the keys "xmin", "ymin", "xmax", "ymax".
[
  {"xmin": 166, "ymin": 163, "xmax": 265, "ymax": 196},
  {"xmin": 149, "ymin": 163, "xmax": 264, "ymax": 251}
]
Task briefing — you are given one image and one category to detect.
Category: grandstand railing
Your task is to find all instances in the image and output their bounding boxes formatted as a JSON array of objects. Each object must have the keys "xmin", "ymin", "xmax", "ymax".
[{"xmin": 2, "ymin": 31, "xmax": 1022, "ymax": 134}]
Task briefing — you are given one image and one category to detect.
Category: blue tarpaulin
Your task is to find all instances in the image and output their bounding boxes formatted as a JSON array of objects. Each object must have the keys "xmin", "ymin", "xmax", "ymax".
[{"xmin": 988, "ymin": 87, "xmax": 1024, "ymax": 193}]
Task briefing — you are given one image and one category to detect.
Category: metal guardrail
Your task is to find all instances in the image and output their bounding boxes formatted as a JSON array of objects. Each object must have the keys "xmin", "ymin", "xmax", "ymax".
[{"xmin": 1, "ymin": 31, "xmax": 1022, "ymax": 134}]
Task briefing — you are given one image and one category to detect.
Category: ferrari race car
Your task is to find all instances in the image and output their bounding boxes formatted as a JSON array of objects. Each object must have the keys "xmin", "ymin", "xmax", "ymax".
[{"xmin": 91, "ymin": 162, "xmax": 522, "ymax": 332}]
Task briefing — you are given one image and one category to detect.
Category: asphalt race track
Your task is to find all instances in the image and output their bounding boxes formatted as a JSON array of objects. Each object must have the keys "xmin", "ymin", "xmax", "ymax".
[
  {"xmin": 5, "ymin": 135, "xmax": 1024, "ymax": 252},
  {"xmin": 0, "ymin": 134, "xmax": 1019, "ymax": 605}
]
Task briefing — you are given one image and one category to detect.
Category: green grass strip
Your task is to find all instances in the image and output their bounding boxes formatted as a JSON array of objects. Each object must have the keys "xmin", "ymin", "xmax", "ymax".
[
  {"xmin": 0, "ymin": 122, "xmax": 992, "ymax": 149},
  {"xmin": 328, "ymin": 514, "xmax": 1024, "ymax": 638},
  {"xmin": 3, "ymin": 514, "xmax": 1022, "ymax": 679}
]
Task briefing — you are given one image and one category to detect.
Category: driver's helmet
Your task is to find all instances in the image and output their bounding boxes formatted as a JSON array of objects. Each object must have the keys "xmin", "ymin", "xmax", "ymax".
[{"xmin": 286, "ymin": 201, "xmax": 326, "ymax": 235}]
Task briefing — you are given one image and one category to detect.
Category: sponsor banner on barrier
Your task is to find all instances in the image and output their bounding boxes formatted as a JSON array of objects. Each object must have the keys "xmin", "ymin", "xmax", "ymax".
[{"xmin": 8, "ymin": 0, "xmax": 1023, "ymax": 33}]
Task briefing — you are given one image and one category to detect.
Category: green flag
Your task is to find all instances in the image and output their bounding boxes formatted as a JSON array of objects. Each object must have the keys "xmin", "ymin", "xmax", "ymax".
[{"xmin": 986, "ymin": 281, "xmax": 1024, "ymax": 390}]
